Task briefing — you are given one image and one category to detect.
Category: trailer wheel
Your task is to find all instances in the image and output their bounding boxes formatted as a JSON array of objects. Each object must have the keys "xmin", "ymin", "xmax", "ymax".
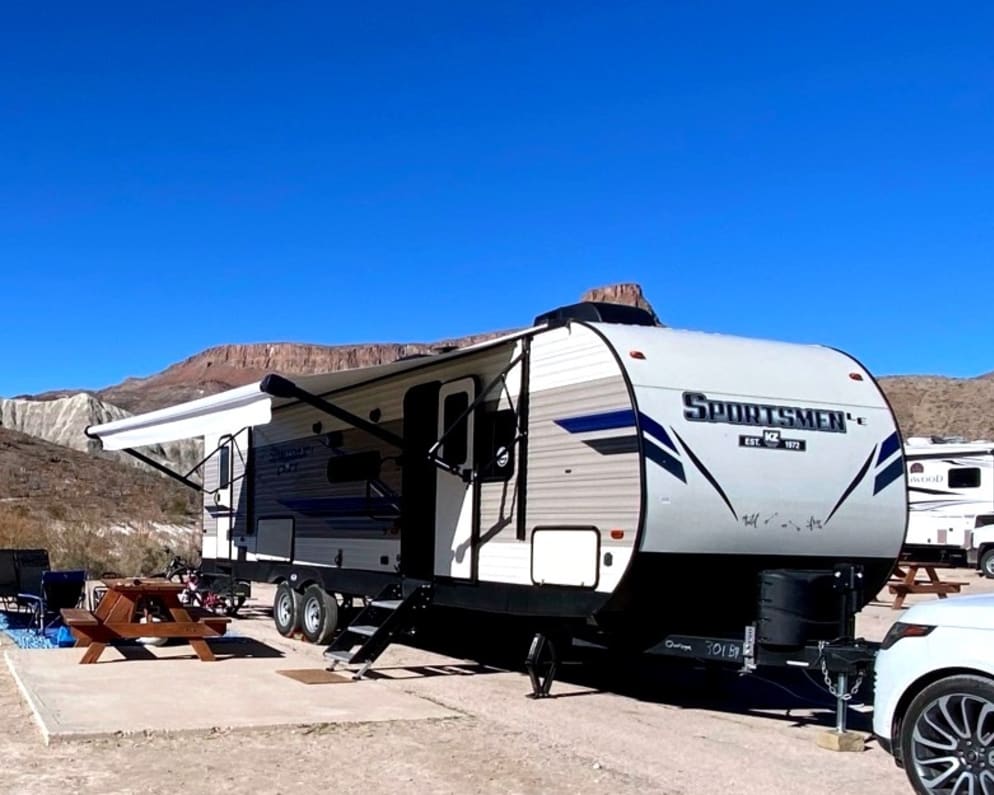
[
  {"xmin": 300, "ymin": 584, "xmax": 338, "ymax": 645},
  {"xmin": 980, "ymin": 549, "xmax": 994, "ymax": 579},
  {"xmin": 273, "ymin": 582, "xmax": 301, "ymax": 637}
]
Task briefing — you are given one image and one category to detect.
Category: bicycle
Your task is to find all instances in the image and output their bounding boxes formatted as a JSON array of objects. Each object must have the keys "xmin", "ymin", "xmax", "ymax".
[{"xmin": 152, "ymin": 548, "xmax": 249, "ymax": 617}]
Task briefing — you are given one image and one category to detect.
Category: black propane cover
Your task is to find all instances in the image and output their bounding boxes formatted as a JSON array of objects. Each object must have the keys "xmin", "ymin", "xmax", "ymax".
[{"xmin": 757, "ymin": 570, "xmax": 841, "ymax": 648}]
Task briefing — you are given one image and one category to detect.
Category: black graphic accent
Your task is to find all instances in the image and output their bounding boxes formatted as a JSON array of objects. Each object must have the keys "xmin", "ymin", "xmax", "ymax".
[
  {"xmin": 672, "ymin": 429, "xmax": 738, "ymax": 520},
  {"xmin": 644, "ymin": 439, "xmax": 687, "ymax": 483},
  {"xmin": 583, "ymin": 436, "xmax": 640, "ymax": 456},
  {"xmin": 826, "ymin": 447, "xmax": 876, "ymax": 524},
  {"xmin": 908, "ymin": 486, "xmax": 956, "ymax": 496}
]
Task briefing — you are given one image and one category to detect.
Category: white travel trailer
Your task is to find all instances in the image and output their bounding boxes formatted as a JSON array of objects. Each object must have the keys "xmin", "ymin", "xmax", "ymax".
[
  {"xmin": 86, "ymin": 302, "xmax": 906, "ymax": 692},
  {"xmin": 903, "ymin": 437, "xmax": 994, "ymax": 572}
]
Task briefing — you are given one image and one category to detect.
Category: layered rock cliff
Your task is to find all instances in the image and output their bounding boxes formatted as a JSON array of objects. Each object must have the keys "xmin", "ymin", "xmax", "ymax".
[{"xmin": 581, "ymin": 282, "xmax": 663, "ymax": 325}]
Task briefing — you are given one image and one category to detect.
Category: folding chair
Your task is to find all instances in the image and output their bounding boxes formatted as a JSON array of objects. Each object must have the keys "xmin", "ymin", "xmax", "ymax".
[
  {"xmin": 17, "ymin": 557, "xmax": 86, "ymax": 634},
  {"xmin": 0, "ymin": 550, "xmax": 18, "ymax": 611}
]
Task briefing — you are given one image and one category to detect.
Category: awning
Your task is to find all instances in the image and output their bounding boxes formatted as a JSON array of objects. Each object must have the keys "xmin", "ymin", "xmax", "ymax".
[
  {"xmin": 85, "ymin": 382, "xmax": 271, "ymax": 451},
  {"xmin": 86, "ymin": 328, "xmax": 531, "ymax": 452}
]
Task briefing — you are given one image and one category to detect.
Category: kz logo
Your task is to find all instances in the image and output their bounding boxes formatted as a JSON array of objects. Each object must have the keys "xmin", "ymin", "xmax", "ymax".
[{"xmin": 740, "ymin": 429, "xmax": 807, "ymax": 452}]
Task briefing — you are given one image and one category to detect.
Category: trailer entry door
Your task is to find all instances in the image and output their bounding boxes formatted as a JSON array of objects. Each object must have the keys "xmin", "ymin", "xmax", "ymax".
[
  {"xmin": 434, "ymin": 377, "xmax": 477, "ymax": 579},
  {"xmin": 204, "ymin": 436, "xmax": 234, "ymax": 560}
]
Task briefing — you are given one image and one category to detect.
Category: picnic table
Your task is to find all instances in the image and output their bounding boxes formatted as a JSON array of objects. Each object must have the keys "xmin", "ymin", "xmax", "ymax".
[
  {"xmin": 887, "ymin": 562, "xmax": 969, "ymax": 610},
  {"xmin": 60, "ymin": 578, "xmax": 229, "ymax": 664}
]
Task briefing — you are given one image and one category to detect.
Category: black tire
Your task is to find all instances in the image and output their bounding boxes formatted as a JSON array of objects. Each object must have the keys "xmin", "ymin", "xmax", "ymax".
[
  {"xmin": 899, "ymin": 673, "xmax": 994, "ymax": 794},
  {"xmin": 299, "ymin": 585, "xmax": 339, "ymax": 644},
  {"xmin": 223, "ymin": 594, "xmax": 247, "ymax": 617},
  {"xmin": 980, "ymin": 549, "xmax": 994, "ymax": 579},
  {"xmin": 273, "ymin": 581, "xmax": 302, "ymax": 637}
]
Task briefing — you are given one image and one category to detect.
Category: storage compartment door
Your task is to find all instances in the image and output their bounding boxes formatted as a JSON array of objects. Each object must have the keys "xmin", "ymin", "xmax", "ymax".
[{"xmin": 531, "ymin": 527, "xmax": 600, "ymax": 588}]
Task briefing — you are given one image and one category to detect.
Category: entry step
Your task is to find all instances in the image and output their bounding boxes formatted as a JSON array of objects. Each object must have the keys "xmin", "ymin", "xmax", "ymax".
[
  {"xmin": 348, "ymin": 625, "xmax": 377, "ymax": 637},
  {"xmin": 370, "ymin": 599, "xmax": 403, "ymax": 609}
]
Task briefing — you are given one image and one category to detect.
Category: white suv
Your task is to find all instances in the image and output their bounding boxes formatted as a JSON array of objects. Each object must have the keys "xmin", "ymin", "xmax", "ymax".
[{"xmin": 874, "ymin": 593, "xmax": 994, "ymax": 794}]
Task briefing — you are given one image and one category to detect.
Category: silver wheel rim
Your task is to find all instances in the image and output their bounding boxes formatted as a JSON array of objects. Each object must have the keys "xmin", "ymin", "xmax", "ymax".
[
  {"xmin": 912, "ymin": 692, "xmax": 994, "ymax": 794},
  {"xmin": 984, "ymin": 558, "xmax": 994, "ymax": 578},
  {"xmin": 276, "ymin": 592, "xmax": 293, "ymax": 627},
  {"xmin": 303, "ymin": 597, "xmax": 321, "ymax": 634}
]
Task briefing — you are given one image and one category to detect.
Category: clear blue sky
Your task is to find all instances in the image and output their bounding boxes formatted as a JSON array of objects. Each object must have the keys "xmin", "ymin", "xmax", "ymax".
[{"xmin": 2, "ymin": 2, "xmax": 992, "ymax": 396}]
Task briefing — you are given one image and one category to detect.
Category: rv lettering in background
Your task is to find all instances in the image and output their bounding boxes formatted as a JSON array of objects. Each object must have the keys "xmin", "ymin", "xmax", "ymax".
[
  {"xmin": 683, "ymin": 392, "xmax": 847, "ymax": 433},
  {"xmin": 269, "ymin": 444, "xmax": 313, "ymax": 476}
]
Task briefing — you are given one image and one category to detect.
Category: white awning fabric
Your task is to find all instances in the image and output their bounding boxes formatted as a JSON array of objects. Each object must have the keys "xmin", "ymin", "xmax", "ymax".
[
  {"xmin": 87, "ymin": 383, "xmax": 272, "ymax": 451},
  {"xmin": 86, "ymin": 329, "xmax": 531, "ymax": 452}
]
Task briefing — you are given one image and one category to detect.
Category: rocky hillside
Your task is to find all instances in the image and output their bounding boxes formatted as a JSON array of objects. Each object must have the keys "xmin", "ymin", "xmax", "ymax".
[
  {"xmin": 880, "ymin": 373, "xmax": 994, "ymax": 442},
  {"xmin": 0, "ymin": 426, "xmax": 197, "ymax": 524},
  {"xmin": 0, "ymin": 393, "xmax": 202, "ymax": 477}
]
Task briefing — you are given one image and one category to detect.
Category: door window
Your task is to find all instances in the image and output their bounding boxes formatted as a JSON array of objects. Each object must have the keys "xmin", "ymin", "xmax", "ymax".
[
  {"xmin": 218, "ymin": 442, "xmax": 232, "ymax": 490},
  {"xmin": 442, "ymin": 392, "xmax": 470, "ymax": 466}
]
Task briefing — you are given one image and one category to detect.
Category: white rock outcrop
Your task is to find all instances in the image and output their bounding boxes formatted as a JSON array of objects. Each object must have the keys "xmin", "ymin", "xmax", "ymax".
[{"xmin": 0, "ymin": 393, "xmax": 202, "ymax": 482}]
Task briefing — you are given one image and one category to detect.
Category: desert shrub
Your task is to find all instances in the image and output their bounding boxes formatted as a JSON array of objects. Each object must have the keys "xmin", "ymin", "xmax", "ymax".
[
  {"xmin": 172, "ymin": 527, "xmax": 203, "ymax": 568},
  {"xmin": 113, "ymin": 524, "xmax": 172, "ymax": 577},
  {"xmin": 46, "ymin": 503, "xmax": 68, "ymax": 522},
  {"xmin": 0, "ymin": 505, "xmax": 49, "ymax": 549},
  {"xmin": 46, "ymin": 520, "xmax": 117, "ymax": 575},
  {"xmin": 0, "ymin": 504, "xmax": 201, "ymax": 577},
  {"xmin": 161, "ymin": 493, "xmax": 194, "ymax": 521}
]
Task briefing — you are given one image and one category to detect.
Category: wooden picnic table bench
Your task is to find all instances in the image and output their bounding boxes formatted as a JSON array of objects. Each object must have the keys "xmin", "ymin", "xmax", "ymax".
[
  {"xmin": 887, "ymin": 562, "xmax": 969, "ymax": 610},
  {"xmin": 61, "ymin": 578, "xmax": 230, "ymax": 664}
]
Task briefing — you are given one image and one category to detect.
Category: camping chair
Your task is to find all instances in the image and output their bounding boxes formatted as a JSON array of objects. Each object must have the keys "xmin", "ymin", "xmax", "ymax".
[
  {"xmin": 0, "ymin": 550, "xmax": 18, "ymax": 611},
  {"xmin": 16, "ymin": 556, "xmax": 86, "ymax": 634}
]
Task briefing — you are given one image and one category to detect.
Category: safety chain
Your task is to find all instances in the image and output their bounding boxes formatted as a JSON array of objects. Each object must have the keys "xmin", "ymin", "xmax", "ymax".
[{"xmin": 821, "ymin": 658, "xmax": 865, "ymax": 701}]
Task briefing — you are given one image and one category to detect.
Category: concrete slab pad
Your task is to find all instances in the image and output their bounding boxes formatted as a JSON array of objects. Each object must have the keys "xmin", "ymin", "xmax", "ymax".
[{"xmin": 5, "ymin": 637, "xmax": 460, "ymax": 745}]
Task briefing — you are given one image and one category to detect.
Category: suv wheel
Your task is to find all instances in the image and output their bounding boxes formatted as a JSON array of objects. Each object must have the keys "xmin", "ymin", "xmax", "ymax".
[{"xmin": 900, "ymin": 674, "xmax": 994, "ymax": 794}]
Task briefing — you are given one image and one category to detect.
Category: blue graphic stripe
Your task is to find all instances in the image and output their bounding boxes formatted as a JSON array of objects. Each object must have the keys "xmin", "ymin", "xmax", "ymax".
[
  {"xmin": 645, "ymin": 440, "xmax": 686, "ymax": 483},
  {"xmin": 877, "ymin": 432, "xmax": 900, "ymax": 467},
  {"xmin": 874, "ymin": 457, "xmax": 905, "ymax": 495},
  {"xmin": 554, "ymin": 409, "xmax": 635, "ymax": 434},
  {"xmin": 638, "ymin": 412, "xmax": 678, "ymax": 454},
  {"xmin": 280, "ymin": 497, "xmax": 401, "ymax": 516}
]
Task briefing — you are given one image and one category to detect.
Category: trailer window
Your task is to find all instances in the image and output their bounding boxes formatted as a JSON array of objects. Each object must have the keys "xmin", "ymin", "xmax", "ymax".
[
  {"xmin": 218, "ymin": 444, "xmax": 232, "ymax": 490},
  {"xmin": 478, "ymin": 409, "xmax": 516, "ymax": 482},
  {"xmin": 442, "ymin": 392, "xmax": 470, "ymax": 466},
  {"xmin": 949, "ymin": 468, "xmax": 981, "ymax": 489}
]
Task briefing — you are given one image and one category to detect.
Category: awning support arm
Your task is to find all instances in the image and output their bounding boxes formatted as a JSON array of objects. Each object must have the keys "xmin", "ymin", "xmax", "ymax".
[
  {"xmin": 183, "ymin": 426, "xmax": 249, "ymax": 480},
  {"xmin": 260, "ymin": 374, "xmax": 404, "ymax": 449},
  {"xmin": 427, "ymin": 350, "xmax": 526, "ymax": 480},
  {"xmin": 121, "ymin": 448, "xmax": 206, "ymax": 493}
]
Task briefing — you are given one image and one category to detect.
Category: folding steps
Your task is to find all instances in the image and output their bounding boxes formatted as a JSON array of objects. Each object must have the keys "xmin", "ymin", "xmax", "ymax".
[{"xmin": 323, "ymin": 582, "xmax": 433, "ymax": 679}]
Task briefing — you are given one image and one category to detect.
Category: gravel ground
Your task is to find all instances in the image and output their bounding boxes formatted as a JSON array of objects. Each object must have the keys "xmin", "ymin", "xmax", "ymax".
[{"xmin": 2, "ymin": 570, "xmax": 988, "ymax": 795}]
